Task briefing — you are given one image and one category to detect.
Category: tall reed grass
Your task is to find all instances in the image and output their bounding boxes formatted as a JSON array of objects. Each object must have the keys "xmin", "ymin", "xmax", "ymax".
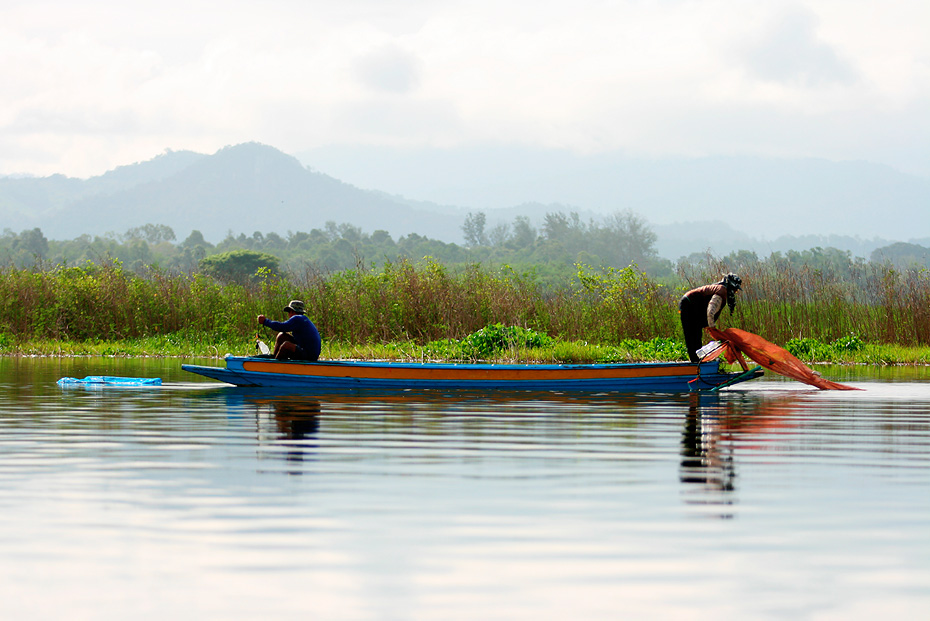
[
  {"xmin": 0, "ymin": 262, "xmax": 271, "ymax": 343},
  {"xmin": 1, "ymin": 258, "xmax": 928, "ymax": 350},
  {"xmin": 679, "ymin": 258, "xmax": 930, "ymax": 346}
]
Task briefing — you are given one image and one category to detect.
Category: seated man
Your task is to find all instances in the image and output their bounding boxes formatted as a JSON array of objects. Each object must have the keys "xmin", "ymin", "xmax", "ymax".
[{"xmin": 257, "ymin": 300, "xmax": 321, "ymax": 361}]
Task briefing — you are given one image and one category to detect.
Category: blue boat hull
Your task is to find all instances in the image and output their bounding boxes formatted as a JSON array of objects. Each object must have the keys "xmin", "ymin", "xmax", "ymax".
[{"xmin": 182, "ymin": 357, "xmax": 762, "ymax": 393}]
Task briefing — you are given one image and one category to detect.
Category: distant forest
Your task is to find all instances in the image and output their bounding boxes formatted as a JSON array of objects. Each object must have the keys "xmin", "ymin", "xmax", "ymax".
[{"xmin": 2, "ymin": 209, "xmax": 929, "ymax": 286}]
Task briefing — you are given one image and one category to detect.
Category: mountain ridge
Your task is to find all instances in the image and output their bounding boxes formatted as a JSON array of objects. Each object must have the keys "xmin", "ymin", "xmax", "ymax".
[
  {"xmin": 1, "ymin": 142, "xmax": 925, "ymax": 260},
  {"xmin": 1, "ymin": 143, "xmax": 468, "ymax": 243},
  {"xmin": 298, "ymin": 145, "xmax": 930, "ymax": 241}
]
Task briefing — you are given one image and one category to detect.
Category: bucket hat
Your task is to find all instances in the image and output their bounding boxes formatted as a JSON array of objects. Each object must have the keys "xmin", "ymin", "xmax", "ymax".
[{"xmin": 283, "ymin": 300, "xmax": 306, "ymax": 315}]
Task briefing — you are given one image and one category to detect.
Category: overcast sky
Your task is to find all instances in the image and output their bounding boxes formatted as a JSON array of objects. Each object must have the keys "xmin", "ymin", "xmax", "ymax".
[{"xmin": 2, "ymin": 0, "xmax": 928, "ymax": 179}]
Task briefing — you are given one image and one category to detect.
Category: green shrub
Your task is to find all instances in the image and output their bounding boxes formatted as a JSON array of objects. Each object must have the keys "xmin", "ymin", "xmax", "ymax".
[
  {"xmin": 786, "ymin": 337, "xmax": 830, "ymax": 360},
  {"xmin": 618, "ymin": 337, "xmax": 688, "ymax": 361},
  {"xmin": 832, "ymin": 333, "xmax": 864, "ymax": 352},
  {"xmin": 425, "ymin": 324, "xmax": 554, "ymax": 360}
]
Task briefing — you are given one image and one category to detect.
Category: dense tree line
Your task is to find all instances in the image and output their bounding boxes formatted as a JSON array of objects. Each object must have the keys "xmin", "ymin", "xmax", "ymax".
[
  {"xmin": 0, "ymin": 209, "xmax": 670, "ymax": 283},
  {"xmin": 3, "ymin": 209, "xmax": 928, "ymax": 287}
]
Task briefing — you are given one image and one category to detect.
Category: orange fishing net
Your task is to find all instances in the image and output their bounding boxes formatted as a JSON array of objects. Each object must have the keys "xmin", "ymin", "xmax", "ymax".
[{"xmin": 706, "ymin": 327, "xmax": 860, "ymax": 391}]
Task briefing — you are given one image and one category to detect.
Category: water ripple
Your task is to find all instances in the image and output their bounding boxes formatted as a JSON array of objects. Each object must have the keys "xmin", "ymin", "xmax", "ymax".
[{"xmin": 0, "ymin": 359, "xmax": 928, "ymax": 619}]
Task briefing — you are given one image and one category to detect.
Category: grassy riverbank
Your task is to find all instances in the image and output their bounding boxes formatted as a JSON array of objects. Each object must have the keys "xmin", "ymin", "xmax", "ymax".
[
  {"xmin": 1, "ymin": 259, "xmax": 929, "ymax": 365},
  {"xmin": 4, "ymin": 333, "xmax": 929, "ymax": 366}
]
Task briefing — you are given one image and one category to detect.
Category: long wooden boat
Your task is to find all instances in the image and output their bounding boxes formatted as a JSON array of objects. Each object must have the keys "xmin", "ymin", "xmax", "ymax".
[{"xmin": 182, "ymin": 356, "xmax": 763, "ymax": 392}]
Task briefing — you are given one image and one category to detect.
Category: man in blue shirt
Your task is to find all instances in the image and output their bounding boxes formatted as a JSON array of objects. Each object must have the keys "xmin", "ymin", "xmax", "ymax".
[{"xmin": 257, "ymin": 300, "xmax": 321, "ymax": 361}]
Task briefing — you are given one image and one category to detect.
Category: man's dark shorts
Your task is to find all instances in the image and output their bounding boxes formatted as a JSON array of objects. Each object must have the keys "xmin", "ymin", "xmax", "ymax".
[{"xmin": 291, "ymin": 345, "xmax": 318, "ymax": 362}]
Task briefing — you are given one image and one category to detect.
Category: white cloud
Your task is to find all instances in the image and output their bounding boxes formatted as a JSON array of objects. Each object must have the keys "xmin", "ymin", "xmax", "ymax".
[
  {"xmin": 354, "ymin": 45, "xmax": 423, "ymax": 94},
  {"xmin": 1, "ymin": 0, "xmax": 928, "ymax": 178},
  {"xmin": 740, "ymin": 8, "xmax": 858, "ymax": 86}
]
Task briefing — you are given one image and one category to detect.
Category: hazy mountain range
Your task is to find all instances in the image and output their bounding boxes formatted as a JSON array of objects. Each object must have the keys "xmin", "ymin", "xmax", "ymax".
[
  {"xmin": 0, "ymin": 143, "xmax": 465, "ymax": 247},
  {"xmin": 2, "ymin": 142, "xmax": 927, "ymax": 261}
]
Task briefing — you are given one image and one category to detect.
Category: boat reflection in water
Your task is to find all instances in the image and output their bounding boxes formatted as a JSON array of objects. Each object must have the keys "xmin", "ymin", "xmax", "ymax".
[{"xmin": 216, "ymin": 387, "xmax": 805, "ymax": 498}]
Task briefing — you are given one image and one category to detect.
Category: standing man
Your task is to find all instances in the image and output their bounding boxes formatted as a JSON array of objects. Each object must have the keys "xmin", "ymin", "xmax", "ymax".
[
  {"xmin": 257, "ymin": 300, "xmax": 322, "ymax": 361},
  {"xmin": 679, "ymin": 273, "xmax": 742, "ymax": 363}
]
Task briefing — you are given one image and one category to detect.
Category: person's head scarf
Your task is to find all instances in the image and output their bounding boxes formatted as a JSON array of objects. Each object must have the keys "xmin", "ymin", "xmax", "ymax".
[{"xmin": 719, "ymin": 273, "xmax": 741, "ymax": 313}]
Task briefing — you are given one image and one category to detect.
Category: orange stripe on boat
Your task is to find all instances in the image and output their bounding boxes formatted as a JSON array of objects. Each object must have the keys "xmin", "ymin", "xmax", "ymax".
[{"xmin": 241, "ymin": 361, "xmax": 697, "ymax": 381}]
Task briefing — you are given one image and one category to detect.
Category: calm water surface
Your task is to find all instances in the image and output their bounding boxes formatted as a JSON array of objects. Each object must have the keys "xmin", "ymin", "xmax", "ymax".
[{"xmin": 1, "ymin": 357, "xmax": 928, "ymax": 620}]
